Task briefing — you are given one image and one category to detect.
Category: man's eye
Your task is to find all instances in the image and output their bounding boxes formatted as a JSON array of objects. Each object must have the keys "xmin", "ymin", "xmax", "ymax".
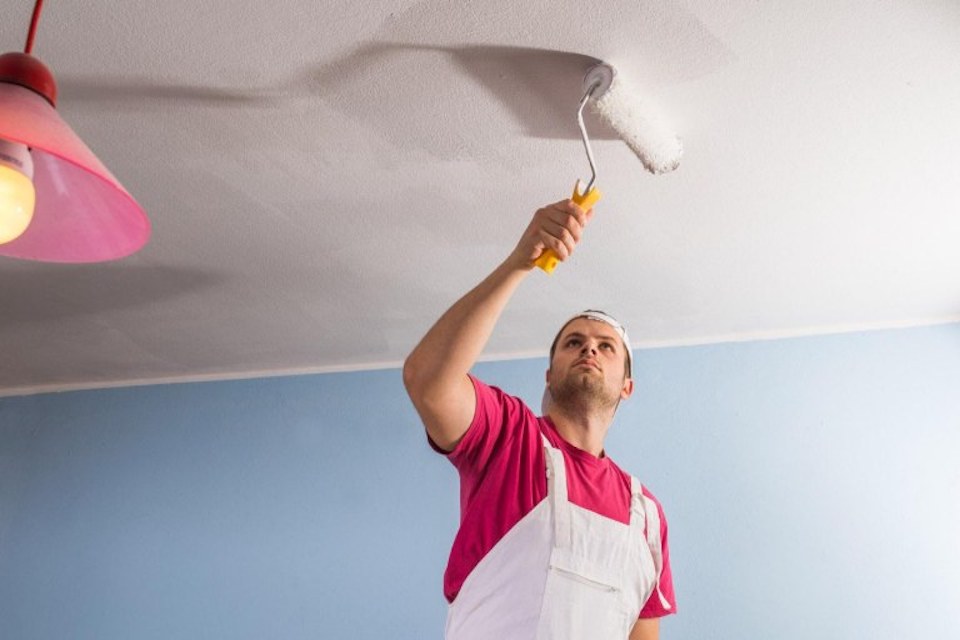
[
  {"xmin": 600, "ymin": 343, "xmax": 613, "ymax": 351},
  {"xmin": 566, "ymin": 339, "xmax": 581, "ymax": 347}
]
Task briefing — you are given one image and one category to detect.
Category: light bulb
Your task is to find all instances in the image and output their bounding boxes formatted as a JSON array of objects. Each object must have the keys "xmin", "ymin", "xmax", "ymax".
[{"xmin": 0, "ymin": 138, "xmax": 36, "ymax": 245}]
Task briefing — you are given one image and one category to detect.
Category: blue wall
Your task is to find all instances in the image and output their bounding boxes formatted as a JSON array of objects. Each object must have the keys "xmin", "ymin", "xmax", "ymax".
[{"xmin": 1, "ymin": 323, "xmax": 958, "ymax": 639}]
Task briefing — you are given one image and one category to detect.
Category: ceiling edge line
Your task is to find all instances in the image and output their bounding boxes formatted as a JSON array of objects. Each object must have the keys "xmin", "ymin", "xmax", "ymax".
[
  {"xmin": 629, "ymin": 315, "xmax": 960, "ymax": 350},
  {"xmin": 2, "ymin": 316, "xmax": 958, "ymax": 398}
]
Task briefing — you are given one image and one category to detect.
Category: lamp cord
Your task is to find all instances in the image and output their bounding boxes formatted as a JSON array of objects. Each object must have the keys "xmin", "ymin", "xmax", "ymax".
[{"xmin": 24, "ymin": 0, "xmax": 44, "ymax": 54}]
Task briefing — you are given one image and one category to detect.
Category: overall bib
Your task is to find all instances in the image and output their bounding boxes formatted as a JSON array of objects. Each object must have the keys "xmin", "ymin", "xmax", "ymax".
[{"xmin": 446, "ymin": 434, "xmax": 669, "ymax": 639}]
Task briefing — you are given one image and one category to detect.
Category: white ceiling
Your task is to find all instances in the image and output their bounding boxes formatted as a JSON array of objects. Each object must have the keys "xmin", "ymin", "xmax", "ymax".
[{"xmin": 1, "ymin": 0, "xmax": 958, "ymax": 396}]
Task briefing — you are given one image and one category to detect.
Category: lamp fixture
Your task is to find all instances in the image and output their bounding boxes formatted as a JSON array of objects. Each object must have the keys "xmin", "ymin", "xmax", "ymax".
[{"xmin": 0, "ymin": 0, "xmax": 150, "ymax": 262}]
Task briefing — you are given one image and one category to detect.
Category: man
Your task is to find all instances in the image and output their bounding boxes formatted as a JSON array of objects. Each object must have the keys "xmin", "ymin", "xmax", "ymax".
[{"xmin": 403, "ymin": 199, "xmax": 676, "ymax": 639}]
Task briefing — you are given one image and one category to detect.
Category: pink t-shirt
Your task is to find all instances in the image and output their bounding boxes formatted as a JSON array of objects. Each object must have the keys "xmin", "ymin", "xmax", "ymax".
[{"xmin": 430, "ymin": 375, "xmax": 676, "ymax": 618}]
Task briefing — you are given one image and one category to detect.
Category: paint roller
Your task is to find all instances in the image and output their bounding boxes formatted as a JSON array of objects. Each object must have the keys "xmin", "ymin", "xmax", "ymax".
[{"xmin": 534, "ymin": 62, "xmax": 682, "ymax": 274}]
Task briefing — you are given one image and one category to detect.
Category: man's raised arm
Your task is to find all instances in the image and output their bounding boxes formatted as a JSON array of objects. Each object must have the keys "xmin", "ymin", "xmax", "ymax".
[{"xmin": 402, "ymin": 200, "xmax": 592, "ymax": 451}]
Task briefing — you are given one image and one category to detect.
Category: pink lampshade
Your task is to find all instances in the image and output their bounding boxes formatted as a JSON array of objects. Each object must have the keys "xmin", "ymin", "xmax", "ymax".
[{"xmin": 0, "ymin": 55, "xmax": 150, "ymax": 263}]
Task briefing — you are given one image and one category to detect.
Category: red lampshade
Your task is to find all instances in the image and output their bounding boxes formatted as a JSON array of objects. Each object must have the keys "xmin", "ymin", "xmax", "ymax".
[{"xmin": 0, "ymin": 52, "xmax": 150, "ymax": 263}]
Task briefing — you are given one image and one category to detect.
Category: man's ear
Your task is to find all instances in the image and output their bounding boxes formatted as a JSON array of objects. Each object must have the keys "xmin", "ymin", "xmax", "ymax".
[
  {"xmin": 542, "ymin": 369, "xmax": 554, "ymax": 414},
  {"xmin": 620, "ymin": 377, "xmax": 634, "ymax": 400}
]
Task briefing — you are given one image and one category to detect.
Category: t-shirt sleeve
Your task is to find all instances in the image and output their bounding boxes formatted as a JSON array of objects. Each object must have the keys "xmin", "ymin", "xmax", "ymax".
[
  {"xmin": 427, "ymin": 374, "xmax": 531, "ymax": 482},
  {"xmin": 639, "ymin": 498, "xmax": 678, "ymax": 618}
]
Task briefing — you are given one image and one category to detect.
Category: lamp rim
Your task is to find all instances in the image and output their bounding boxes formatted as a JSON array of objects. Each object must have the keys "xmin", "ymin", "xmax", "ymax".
[{"xmin": 0, "ymin": 81, "xmax": 150, "ymax": 262}]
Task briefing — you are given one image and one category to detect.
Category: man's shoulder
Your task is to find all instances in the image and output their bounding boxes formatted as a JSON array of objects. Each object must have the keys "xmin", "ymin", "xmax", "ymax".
[
  {"xmin": 451, "ymin": 374, "xmax": 545, "ymax": 460},
  {"xmin": 470, "ymin": 374, "xmax": 529, "ymax": 404},
  {"xmin": 604, "ymin": 456, "xmax": 665, "ymax": 508},
  {"xmin": 469, "ymin": 375, "xmax": 542, "ymax": 426}
]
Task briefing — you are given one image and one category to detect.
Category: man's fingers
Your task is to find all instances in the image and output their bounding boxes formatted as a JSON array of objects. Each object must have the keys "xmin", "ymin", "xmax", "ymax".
[
  {"xmin": 515, "ymin": 199, "xmax": 595, "ymax": 268},
  {"xmin": 537, "ymin": 229, "xmax": 572, "ymax": 261},
  {"xmin": 532, "ymin": 200, "xmax": 595, "ymax": 261},
  {"xmin": 549, "ymin": 199, "xmax": 589, "ymax": 226},
  {"xmin": 541, "ymin": 204, "xmax": 586, "ymax": 238},
  {"xmin": 539, "ymin": 220, "xmax": 578, "ymax": 257}
]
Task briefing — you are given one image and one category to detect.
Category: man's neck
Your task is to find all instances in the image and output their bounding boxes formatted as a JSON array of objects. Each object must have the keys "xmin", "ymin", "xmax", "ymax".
[{"xmin": 547, "ymin": 406, "xmax": 614, "ymax": 457}]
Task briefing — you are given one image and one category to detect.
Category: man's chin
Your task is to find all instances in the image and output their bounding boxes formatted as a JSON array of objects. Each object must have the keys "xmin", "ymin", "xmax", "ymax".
[{"xmin": 552, "ymin": 377, "xmax": 612, "ymax": 405}]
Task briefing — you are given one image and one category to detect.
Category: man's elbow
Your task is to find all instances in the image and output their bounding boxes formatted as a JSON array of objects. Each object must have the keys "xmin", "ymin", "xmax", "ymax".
[
  {"xmin": 403, "ymin": 353, "xmax": 438, "ymax": 413},
  {"xmin": 401, "ymin": 359, "xmax": 473, "ymax": 451},
  {"xmin": 402, "ymin": 354, "xmax": 423, "ymax": 400}
]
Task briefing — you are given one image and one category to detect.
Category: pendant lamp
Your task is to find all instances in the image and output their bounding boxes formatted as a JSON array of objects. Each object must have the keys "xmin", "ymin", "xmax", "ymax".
[{"xmin": 0, "ymin": 0, "xmax": 149, "ymax": 262}]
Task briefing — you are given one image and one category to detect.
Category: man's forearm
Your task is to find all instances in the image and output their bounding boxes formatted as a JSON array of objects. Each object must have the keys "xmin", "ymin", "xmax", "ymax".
[
  {"xmin": 403, "ymin": 200, "xmax": 591, "ymax": 449},
  {"xmin": 404, "ymin": 257, "xmax": 528, "ymax": 393},
  {"xmin": 405, "ymin": 199, "xmax": 589, "ymax": 387},
  {"xmin": 403, "ymin": 257, "xmax": 531, "ymax": 451}
]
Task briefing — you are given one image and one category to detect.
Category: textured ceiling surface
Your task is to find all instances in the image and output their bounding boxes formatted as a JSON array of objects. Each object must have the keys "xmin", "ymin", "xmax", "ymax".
[{"xmin": 1, "ymin": 0, "xmax": 958, "ymax": 395}]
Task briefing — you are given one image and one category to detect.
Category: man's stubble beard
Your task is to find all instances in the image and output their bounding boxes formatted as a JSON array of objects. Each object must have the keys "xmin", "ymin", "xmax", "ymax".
[{"xmin": 548, "ymin": 370, "xmax": 620, "ymax": 414}]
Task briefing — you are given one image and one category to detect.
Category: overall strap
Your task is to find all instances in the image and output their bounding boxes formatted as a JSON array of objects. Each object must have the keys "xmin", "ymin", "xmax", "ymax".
[
  {"xmin": 541, "ymin": 433, "xmax": 572, "ymax": 549},
  {"xmin": 631, "ymin": 477, "xmax": 672, "ymax": 611}
]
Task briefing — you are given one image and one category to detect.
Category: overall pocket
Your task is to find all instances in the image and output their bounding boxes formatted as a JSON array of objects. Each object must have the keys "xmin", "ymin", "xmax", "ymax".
[{"xmin": 535, "ymin": 554, "xmax": 630, "ymax": 640}]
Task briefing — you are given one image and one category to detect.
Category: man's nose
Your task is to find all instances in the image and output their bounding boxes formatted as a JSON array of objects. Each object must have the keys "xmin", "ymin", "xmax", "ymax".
[{"xmin": 580, "ymin": 343, "xmax": 597, "ymax": 355}]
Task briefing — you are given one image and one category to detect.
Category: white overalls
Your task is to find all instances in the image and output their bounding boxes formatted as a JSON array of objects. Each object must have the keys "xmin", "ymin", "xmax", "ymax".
[{"xmin": 446, "ymin": 434, "xmax": 670, "ymax": 639}]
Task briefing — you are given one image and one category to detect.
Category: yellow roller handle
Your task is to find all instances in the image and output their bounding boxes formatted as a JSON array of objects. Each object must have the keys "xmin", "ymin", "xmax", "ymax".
[{"xmin": 534, "ymin": 181, "xmax": 602, "ymax": 274}]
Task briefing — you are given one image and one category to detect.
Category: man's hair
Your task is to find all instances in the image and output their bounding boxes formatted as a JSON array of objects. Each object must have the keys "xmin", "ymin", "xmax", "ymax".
[{"xmin": 548, "ymin": 311, "xmax": 633, "ymax": 379}]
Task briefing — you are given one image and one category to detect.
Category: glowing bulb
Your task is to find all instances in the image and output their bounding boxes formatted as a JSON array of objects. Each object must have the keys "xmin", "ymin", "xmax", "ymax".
[{"xmin": 0, "ymin": 138, "xmax": 36, "ymax": 245}]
